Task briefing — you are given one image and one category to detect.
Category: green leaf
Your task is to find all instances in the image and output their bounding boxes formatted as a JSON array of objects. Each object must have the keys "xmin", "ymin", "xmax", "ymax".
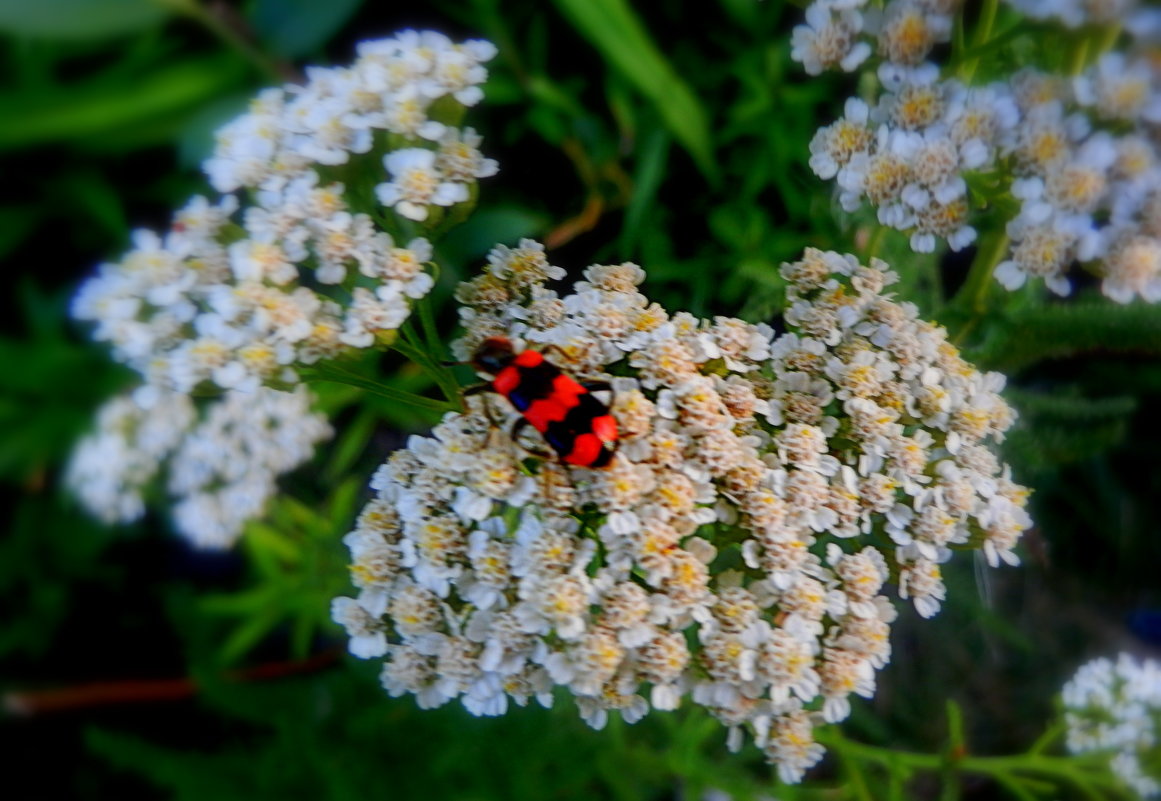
[
  {"xmin": 298, "ymin": 362, "xmax": 454, "ymax": 413},
  {"xmin": 52, "ymin": 169, "xmax": 129, "ymax": 240},
  {"xmin": 527, "ymin": 74, "xmax": 588, "ymax": 119},
  {"xmin": 0, "ymin": 495, "xmax": 120, "ymax": 659},
  {"xmin": 322, "ymin": 407, "xmax": 376, "ymax": 484},
  {"xmin": 250, "ymin": 0, "xmax": 361, "ymax": 59},
  {"xmin": 526, "ymin": 105, "xmax": 569, "ymax": 145},
  {"xmin": 1007, "ymin": 389, "xmax": 1137, "ymax": 423},
  {"xmin": 971, "ymin": 303, "xmax": 1161, "ymax": 373},
  {"xmin": 326, "ymin": 477, "xmax": 361, "ymax": 528},
  {"xmin": 0, "ymin": 55, "xmax": 247, "ymax": 151},
  {"xmin": 551, "ymin": 0, "xmax": 717, "ymax": 181},
  {"xmin": 0, "ymin": 0, "xmax": 168, "ymax": 40},
  {"xmin": 619, "ymin": 125, "xmax": 669, "ymax": 254},
  {"xmin": 217, "ymin": 607, "xmax": 286, "ymax": 664},
  {"xmin": 245, "ymin": 522, "xmax": 303, "ymax": 565},
  {"xmin": 199, "ymin": 586, "xmax": 278, "ymax": 616},
  {"xmin": 0, "ymin": 324, "xmax": 129, "ymax": 481}
]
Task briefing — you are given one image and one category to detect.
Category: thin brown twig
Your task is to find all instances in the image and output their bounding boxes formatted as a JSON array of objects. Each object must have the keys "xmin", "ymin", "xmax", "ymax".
[
  {"xmin": 545, "ymin": 194, "xmax": 605, "ymax": 249},
  {"xmin": 4, "ymin": 648, "xmax": 341, "ymax": 716}
]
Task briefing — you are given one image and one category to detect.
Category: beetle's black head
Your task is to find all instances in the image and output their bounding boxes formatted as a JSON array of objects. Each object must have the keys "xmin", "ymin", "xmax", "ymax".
[{"xmin": 470, "ymin": 337, "xmax": 517, "ymax": 376}]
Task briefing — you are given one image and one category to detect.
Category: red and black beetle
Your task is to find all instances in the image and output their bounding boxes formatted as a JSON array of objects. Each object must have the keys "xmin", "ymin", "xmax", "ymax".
[{"xmin": 465, "ymin": 337, "xmax": 618, "ymax": 468}]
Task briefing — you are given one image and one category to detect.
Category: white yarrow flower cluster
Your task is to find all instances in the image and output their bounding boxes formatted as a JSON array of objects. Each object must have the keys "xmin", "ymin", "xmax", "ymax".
[
  {"xmin": 1062, "ymin": 653, "xmax": 1161, "ymax": 798},
  {"xmin": 75, "ymin": 31, "xmax": 499, "ymax": 394},
  {"xmin": 791, "ymin": 1, "xmax": 873, "ymax": 76},
  {"xmin": 332, "ymin": 244, "xmax": 1031, "ymax": 783},
  {"xmin": 66, "ymin": 389, "xmax": 197, "ymax": 525},
  {"xmin": 797, "ymin": 0, "xmax": 1161, "ymax": 304},
  {"xmin": 796, "ymin": 0, "xmax": 999, "ymax": 253},
  {"xmin": 70, "ymin": 31, "xmax": 498, "ymax": 547},
  {"xmin": 820, "ymin": 68, "xmax": 1011, "ymax": 253},
  {"xmin": 791, "ymin": 0, "xmax": 959, "ymax": 77},
  {"xmin": 995, "ymin": 60, "xmax": 1161, "ymax": 302},
  {"xmin": 1005, "ymin": 0, "xmax": 1161, "ymax": 37},
  {"xmin": 72, "ymin": 189, "xmax": 439, "ymax": 393},
  {"xmin": 204, "ymin": 29, "xmax": 498, "ymax": 208},
  {"xmin": 792, "ymin": 0, "xmax": 957, "ymax": 76},
  {"xmin": 68, "ymin": 385, "xmax": 330, "ymax": 549}
]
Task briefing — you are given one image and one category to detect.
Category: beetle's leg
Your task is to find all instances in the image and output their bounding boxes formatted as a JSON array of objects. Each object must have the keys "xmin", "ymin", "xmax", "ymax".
[
  {"xmin": 462, "ymin": 386, "xmax": 509, "ymax": 430},
  {"xmin": 460, "ymin": 383, "xmax": 494, "ymax": 416},
  {"xmin": 462, "ymin": 383, "xmax": 492, "ymax": 397},
  {"xmin": 537, "ymin": 344, "xmax": 569, "ymax": 362},
  {"xmin": 509, "ymin": 417, "xmax": 554, "ymax": 459}
]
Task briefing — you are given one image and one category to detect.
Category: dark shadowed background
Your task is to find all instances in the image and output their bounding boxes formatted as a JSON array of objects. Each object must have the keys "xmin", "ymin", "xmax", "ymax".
[{"xmin": 2, "ymin": 1, "xmax": 1159, "ymax": 799}]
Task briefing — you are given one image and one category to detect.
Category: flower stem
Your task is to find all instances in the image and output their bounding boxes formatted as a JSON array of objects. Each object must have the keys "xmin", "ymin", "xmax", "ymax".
[
  {"xmin": 1095, "ymin": 23, "xmax": 1123, "ymax": 57},
  {"xmin": 959, "ymin": 0, "xmax": 998, "ymax": 84},
  {"xmin": 864, "ymin": 224, "xmax": 888, "ymax": 261},
  {"xmin": 818, "ymin": 728, "xmax": 1123, "ymax": 799},
  {"xmin": 1067, "ymin": 37, "xmax": 1091, "ymax": 77},
  {"xmin": 950, "ymin": 230, "xmax": 1009, "ymax": 345},
  {"xmin": 972, "ymin": 0, "xmax": 998, "ymax": 47},
  {"xmin": 417, "ymin": 294, "xmax": 446, "ymax": 362},
  {"xmin": 393, "ymin": 328, "xmax": 463, "ymax": 406},
  {"xmin": 299, "ymin": 362, "xmax": 455, "ymax": 413}
]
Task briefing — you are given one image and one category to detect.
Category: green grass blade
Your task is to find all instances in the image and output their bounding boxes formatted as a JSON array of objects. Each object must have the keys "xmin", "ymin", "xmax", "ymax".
[
  {"xmin": 298, "ymin": 363, "xmax": 454, "ymax": 414},
  {"xmin": 551, "ymin": 0, "xmax": 717, "ymax": 182}
]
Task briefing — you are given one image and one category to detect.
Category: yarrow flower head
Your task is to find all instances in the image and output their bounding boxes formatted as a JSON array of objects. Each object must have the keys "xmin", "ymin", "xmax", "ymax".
[
  {"xmin": 819, "ymin": 62, "xmax": 1010, "ymax": 254},
  {"xmin": 332, "ymin": 244, "xmax": 1031, "ymax": 783},
  {"xmin": 75, "ymin": 30, "xmax": 498, "ymax": 395},
  {"xmin": 71, "ymin": 187, "xmax": 440, "ymax": 394},
  {"xmin": 1062, "ymin": 653, "xmax": 1161, "ymax": 798},
  {"xmin": 69, "ymin": 31, "xmax": 498, "ymax": 547},
  {"xmin": 204, "ymin": 30, "xmax": 497, "ymax": 197},
  {"xmin": 791, "ymin": 1, "xmax": 873, "ymax": 77},
  {"xmin": 995, "ymin": 58, "xmax": 1161, "ymax": 301},
  {"xmin": 795, "ymin": 0, "xmax": 1161, "ymax": 305},
  {"xmin": 791, "ymin": 0, "xmax": 956, "ymax": 78},
  {"xmin": 67, "ymin": 384, "xmax": 330, "ymax": 549},
  {"xmin": 1006, "ymin": 0, "xmax": 1160, "ymax": 33}
]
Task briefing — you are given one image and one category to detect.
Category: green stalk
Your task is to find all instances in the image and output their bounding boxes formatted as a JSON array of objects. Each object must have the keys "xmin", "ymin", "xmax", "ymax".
[
  {"xmin": 950, "ymin": 231, "xmax": 1009, "ymax": 345},
  {"xmin": 1067, "ymin": 37, "xmax": 1091, "ymax": 77},
  {"xmin": 864, "ymin": 225, "xmax": 888, "ymax": 261},
  {"xmin": 973, "ymin": 0, "xmax": 999, "ymax": 46},
  {"xmin": 845, "ymin": 755, "xmax": 876, "ymax": 801},
  {"xmin": 1094, "ymin": 23, "xmax": 1123, "ymax": 57},
  {"xmin": 819, "ymin": 729, "xmax": 1124, "ymax": 799},
  {"xmin": 1027, "ymin": 720, "xmax": 1065, "ymax": 755},
  {"xmin": 417, "ymin": 294, "xmax": 445, "ymax": 363},
  {"xmin": 940, "ymin": 701, "xmax": 966, "ymax": 801},
  {"xmin": 392, "ymin": 332, "xmax": 462, "ymax": 406},
  {"xmin": 960, "ymin": 0, "xmax": 998, "ymax": 84},
  {"xmin": 950, "ymin": 8, "xmax": 967, "ymax": 65},
  {"xmin": 298, "ymin": 363, "xmax": 454, "ymax": 413},
  {"xmin": 817, "ymin": 729, "xmax": 940, "ymax": 770}
]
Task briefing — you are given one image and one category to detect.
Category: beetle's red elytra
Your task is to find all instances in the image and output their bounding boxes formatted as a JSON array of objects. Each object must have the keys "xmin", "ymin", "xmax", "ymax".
[{"xmin": 468, "ymin": 337, "xmax": 618, "ymax": 468}]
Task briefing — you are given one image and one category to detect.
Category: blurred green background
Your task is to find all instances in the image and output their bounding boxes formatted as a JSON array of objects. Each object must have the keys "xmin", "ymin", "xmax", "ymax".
[{"xmin": 2, "ymin": 1, "xmax": 1159, "ymax": 799}]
